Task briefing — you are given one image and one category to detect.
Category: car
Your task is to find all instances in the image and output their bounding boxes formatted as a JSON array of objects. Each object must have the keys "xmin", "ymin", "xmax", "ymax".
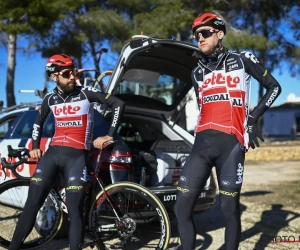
[{"xmin": 0, "ymin": 35, "xmax": 217, "ymax": 217}]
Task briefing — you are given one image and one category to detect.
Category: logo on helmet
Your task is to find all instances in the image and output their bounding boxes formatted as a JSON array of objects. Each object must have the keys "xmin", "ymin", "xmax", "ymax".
[
  {"xmin": 46, "ymin": 66, "xmax": 55, "ymax": 72},
  {"xmin": 214, "ymin": 20, "xmax": 224, "ymax": 26}
]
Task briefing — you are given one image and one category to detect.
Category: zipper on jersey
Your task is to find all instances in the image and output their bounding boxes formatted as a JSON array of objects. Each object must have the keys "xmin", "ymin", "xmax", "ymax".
[
  {"xmin": 56, "ymin": 91, "xmax": 74, "ymax": 146},
  {"xmin": 198, "ymin": 52, "xmax": 229, "ymax": 129}
]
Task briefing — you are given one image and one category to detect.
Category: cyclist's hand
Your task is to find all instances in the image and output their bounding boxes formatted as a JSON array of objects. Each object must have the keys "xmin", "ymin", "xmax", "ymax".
[
  {"xmin": 29, "ymin": 149, "xmax": 43, "ymax": 159},
  {"xmin": 93, "ymin": 135, "xmax": 113, "ymax": 149},
  {"xmin": 247, "ymin": 116, "xmax": 265, "ymax": 149}
]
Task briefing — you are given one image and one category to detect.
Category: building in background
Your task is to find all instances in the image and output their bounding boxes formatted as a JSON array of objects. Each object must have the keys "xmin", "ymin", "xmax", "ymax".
[{"xmin": 263, "ymin": 102, "xmax": 300, "ymax": 139}]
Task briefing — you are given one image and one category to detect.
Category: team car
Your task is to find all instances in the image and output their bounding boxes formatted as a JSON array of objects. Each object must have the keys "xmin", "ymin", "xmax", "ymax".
[{"xmin": 0, "ymin": 35, "xmax": 217, "ymax": 217}]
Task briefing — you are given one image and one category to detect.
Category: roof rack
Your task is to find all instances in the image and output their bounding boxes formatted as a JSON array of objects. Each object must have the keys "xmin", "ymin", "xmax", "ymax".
[{"xmin": 0, "ymin": 101, "xmax": 42, "ymax": 115}]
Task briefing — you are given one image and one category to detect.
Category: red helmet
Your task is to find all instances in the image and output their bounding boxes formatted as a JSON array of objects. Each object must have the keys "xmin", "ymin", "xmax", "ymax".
[
  {"xmin": 192, "ymin": 12, "xmax": 226, "ymax": 36},
  {"xmin": 45, "ymin": 54, "xmax": 74, "ymax": 76}
]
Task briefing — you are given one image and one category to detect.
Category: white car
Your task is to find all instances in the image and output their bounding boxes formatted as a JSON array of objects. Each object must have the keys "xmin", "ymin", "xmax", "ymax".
[{"xmin": 0, "ymin": 35, "xmax": 217, "ymax": 216}]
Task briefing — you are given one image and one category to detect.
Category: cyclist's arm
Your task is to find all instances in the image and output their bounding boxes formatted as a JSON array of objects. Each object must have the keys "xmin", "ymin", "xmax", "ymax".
[
  {"xmin": 191, "ymin": 67, "xmax": 201, "ymax": 110},
  {"xmin": 240, "ymin": 52, "xmax": 282, "ymax": 121},
  {"xmin": 83, "ymin": 87, "xmax": 125, "ymax": 137},
  {"xmin": 32, "ymin": 95, "xmax": 51, "ymax": 149}
]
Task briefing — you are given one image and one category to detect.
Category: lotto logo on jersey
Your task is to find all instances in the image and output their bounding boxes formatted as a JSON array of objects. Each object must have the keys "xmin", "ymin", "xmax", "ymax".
[
  {"xmin": 203, "ymin": 73, "xmax": 240, "ymax": 89},
  {"xmin": 53, "ymin": 105, "xmax": 81, "ymax": 116}
]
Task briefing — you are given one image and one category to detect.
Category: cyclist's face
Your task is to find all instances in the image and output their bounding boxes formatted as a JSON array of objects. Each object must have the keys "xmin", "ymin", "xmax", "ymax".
[
  {"xmin": 51, "ymin": 68, "xmax": 76, "ymax": 93},
  {"xmin": 195, "ymin": 26, "xmax": 223, "ymax": 55}
]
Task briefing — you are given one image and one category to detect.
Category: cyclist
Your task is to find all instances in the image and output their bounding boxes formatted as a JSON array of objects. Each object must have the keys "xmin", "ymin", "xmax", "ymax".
[
  {"xmin": 9, "ymin": 54, "xmax": 125, "ymax": 250},
  {"xmin": 174, "ymin": 12, "xmax": 281, "ymax": 250}
]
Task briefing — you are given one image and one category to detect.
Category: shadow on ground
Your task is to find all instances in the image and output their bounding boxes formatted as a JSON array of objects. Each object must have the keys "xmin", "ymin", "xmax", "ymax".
[{"xmin": 169, "ymin": 191, "xmax": 300, "ymax": 250}]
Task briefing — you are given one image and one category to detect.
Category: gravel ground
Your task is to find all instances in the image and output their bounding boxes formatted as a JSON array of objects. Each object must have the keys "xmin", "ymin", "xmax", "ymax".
[{"xmin": 1, "ymin": 161, "xmax": 299, "ymax": 250}]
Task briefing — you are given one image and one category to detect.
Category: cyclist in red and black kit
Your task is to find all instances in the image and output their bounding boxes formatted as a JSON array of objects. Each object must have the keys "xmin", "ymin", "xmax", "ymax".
[
  {"xmin": 9, "ymin": 54, "xmax": 125, "ymax": 250},
  {"xmin": 174, "ymin": 13, "xmax": 281, "ymax": 250}
]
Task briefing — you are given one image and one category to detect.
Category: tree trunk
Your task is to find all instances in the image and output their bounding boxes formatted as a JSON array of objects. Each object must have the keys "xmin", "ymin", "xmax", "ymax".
[{"xmin": 6, "ymin": 34, "xmax": 17, "ymax": 108}]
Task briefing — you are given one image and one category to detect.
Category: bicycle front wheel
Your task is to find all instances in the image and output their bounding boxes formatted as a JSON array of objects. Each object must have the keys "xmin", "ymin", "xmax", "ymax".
[
  {"xmin": 89, "ymin": 181, "xmax": 171, "ymax": 250},
  {"xmin": 0, "ymin": 179, "xmax": 62, "ymax": 249}
]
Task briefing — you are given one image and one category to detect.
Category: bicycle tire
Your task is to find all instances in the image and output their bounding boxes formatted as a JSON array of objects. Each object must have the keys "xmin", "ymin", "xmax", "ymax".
[
  {"xmin": 88, "ymin": 181, "xmax": 171, "ymax": 250},
  {"xmin": 0, "ymin": 179, "xmax": 63, "ymax": 249},
  {"xmin": 93, "ymin": 70, "xmax": 113, "ymax": 90}
]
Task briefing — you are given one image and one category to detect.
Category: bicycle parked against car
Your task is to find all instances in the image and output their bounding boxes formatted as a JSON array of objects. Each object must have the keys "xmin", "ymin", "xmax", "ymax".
[
  {"xmin": 0, "ymin": 142, "xmax": 171, "ymax": 250},
  {"xmin": 75, "ymin": 47, "xmax": 113, "ymax": 91}
]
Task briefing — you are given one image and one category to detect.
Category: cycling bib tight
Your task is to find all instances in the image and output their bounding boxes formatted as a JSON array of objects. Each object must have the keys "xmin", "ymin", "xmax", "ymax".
[
  {"xmin": 175, "ymin": 129, "xmax": 244, "ymax": 250},
  {"xmin": 9, "ymin": 146, "xmax": 88, "ymax": 250}
]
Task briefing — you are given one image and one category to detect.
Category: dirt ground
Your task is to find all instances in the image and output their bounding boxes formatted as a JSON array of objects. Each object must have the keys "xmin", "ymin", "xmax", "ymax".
[
  {"xmin": 167, "ymin": 160, "xmax": 300, "ymax": 250},
  {"xmin": 1, "ymin": 160, "xmax": 299, "ymax": 250}
]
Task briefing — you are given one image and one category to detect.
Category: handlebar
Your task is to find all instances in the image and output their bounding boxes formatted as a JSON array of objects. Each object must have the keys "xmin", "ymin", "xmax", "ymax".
[{"xmin": 1, "ymin": 145, "xmax": 37, "ymax": 180}]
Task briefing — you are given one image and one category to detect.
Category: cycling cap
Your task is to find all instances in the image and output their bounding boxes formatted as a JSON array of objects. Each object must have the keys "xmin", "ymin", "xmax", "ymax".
[
  {"xmin": 192, "ymin": 12, "xmax": 226, "ymax": 35},
  {"xmin": 45, "ymin": 54, "xmax": 74, "ymax": 76}
]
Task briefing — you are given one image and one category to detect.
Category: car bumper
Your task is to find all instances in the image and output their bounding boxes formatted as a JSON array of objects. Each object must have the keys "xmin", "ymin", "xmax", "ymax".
[{"xmin": 148, "ymin": 186, "xmax": 216, "ymax": 214}]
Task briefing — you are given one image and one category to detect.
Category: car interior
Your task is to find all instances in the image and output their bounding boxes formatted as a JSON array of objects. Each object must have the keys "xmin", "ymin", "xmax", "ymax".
[{"xmin": 112, "ymin": 41, "xmax": 200, "ymax": 114}]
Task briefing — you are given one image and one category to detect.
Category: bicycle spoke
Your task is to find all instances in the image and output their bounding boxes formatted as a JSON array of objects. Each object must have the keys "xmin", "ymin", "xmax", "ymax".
[
  {"xmin": 0, "ymin": 180, "xmax": 62, "ymax": 249},
  {"xmin": 90, "ymin": 183, "xmax": 170, "ymax": 249}
]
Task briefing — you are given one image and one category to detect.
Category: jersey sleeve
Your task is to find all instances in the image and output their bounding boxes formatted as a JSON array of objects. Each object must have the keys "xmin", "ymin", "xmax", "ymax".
[
  {"xmin": 240, "ymin": 52, "xmax": 282, "ymax": 120},
  {"xmin": 32, "ymin": 96, "xmax": 51, "ymax": 149},
  {"xmin": 191, "ymin": 67, "xmax": 200, "ymax": 109},
  {"xmin": 82, "ymin": 87, "xmax": 125, "ymax": 137}
]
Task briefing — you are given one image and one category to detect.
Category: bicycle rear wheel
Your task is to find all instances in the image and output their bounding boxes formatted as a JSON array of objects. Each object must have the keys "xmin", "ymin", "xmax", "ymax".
[
  {"xmin": 0, "ymin": 179, "xmax": 62, "ymax": 249},
  {"xmin": 89, "ymin": 181, "xmax": 170, "ymax": 250}
]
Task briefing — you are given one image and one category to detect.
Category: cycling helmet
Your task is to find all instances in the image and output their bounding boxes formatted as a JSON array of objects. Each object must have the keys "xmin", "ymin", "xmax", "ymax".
[
  {"xmin": 192, "ymin": 12, "xmax": 226, "ymax": 36},
  {"xmin": 45, "ymin": 54, "xmax": 74, "ymax": 76}
]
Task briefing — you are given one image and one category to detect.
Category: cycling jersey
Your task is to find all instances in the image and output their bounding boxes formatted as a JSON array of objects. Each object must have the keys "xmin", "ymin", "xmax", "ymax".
[
  {"xmin": 191, "ymin": 48, "xmax": 281, "ymax": 148},
  {"xmin": 32, "ymin": 86, "xmax": 125, "ymax": 150}
]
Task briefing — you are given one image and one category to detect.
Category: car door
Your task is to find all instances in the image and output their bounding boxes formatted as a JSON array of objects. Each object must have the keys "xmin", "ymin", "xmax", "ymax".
[{"xmin": 0, "ymin": 110, "xmax": 52, "ymax": 183}]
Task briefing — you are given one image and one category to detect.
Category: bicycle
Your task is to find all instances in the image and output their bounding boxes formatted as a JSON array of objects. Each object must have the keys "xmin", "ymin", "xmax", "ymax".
[
  {"xmin": 0, "ymin": 142, "xmax": 171, "ymax": 249},
  {"xmin": 76, "ymin": 47, "xmax": 113, "ymax": 92}
]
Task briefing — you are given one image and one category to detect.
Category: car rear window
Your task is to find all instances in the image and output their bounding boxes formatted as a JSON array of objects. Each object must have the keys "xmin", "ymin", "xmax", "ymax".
[{"xmin": 117, "ymin": 71, "xmax": 187, "ymax": 107}]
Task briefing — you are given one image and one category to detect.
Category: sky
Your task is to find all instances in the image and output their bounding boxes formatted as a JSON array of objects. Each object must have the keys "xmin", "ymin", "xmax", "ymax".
[{"xmin": 0, "ymin": 40, "xmax": 299, "ymax": 110}]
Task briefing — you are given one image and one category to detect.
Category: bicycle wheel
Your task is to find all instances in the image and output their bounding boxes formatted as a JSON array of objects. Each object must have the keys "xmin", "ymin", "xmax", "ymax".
[
  {"xmin": 93, "ymin": 70, "xmax": 112, "ymax": 91},
  {"xmin": 0, "ymin": 179, "xmax": 63, "ymax": 249},
  {"xmin": 88, "ymin": 182, "xmax": 171, "ymax": 250}
]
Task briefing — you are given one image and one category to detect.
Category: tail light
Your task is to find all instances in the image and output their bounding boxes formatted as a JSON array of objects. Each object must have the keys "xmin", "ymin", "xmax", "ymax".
[{"xmin": 108, "ymin": 150, "xmax": 132, "ymax": 164}]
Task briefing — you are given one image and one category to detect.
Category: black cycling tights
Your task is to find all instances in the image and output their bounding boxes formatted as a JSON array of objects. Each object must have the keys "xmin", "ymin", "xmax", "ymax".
[
  {"xmin": 175, "ymin": 187, "xmax": 241, "ymax": 250},
  {"xmin": 8, "ymin": 146, "xmax": 88, "ymax": 250},
  {"xmin": 174, "ymin": 129, "xmax": 245, "ymax": 250}
]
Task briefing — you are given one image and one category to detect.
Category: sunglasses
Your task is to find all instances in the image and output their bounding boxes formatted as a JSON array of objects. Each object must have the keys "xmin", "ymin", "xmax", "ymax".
[
  {"xmin": 54, "ymin": 68, "xmax": 76, "ymax": 78},
  {"xmin": 194, "ymin": 29, "xmax": 219, "ymax": 40}
]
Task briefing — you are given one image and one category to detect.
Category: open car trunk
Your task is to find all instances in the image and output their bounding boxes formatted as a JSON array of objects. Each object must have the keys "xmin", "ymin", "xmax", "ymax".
[{"xmin": 106, "ymin": 37, "xmax": 201, "ymax": 118}]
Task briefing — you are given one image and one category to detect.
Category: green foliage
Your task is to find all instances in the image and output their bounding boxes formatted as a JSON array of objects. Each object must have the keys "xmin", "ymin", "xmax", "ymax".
[
  {"xmin": 224, "ymin": 31, "xmax": 268, "ymax": 51},
  {"xmin": 0, "ymin": 0, "xmax": 82, "ymax": 35},
  {"xmin": 133, "ymin": 4, "xmax": 195, "ymax": 38}
]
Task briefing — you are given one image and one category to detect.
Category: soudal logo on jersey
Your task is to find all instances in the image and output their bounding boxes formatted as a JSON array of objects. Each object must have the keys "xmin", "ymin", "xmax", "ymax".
[
  {"xmin": 54, "ymin": 105, "xmax": 81, "ymax": 116},
  {"xmin": 57, "ymin": 120, "xmax": 83, "ymax": 126},
  {"xmin": 112, "ymin": 107, "xmax": 120, "ymax": 127},
  {"xmin": 203, "ymin": 73, "xmax": 240, "ymax": 89},
  {"xmin": 203, "ymin": 94, "xmax": 243, "ymax": 107},
  {"xmin": 203, "ymin": 93, "xmax": 230, "ymax": 103}
]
